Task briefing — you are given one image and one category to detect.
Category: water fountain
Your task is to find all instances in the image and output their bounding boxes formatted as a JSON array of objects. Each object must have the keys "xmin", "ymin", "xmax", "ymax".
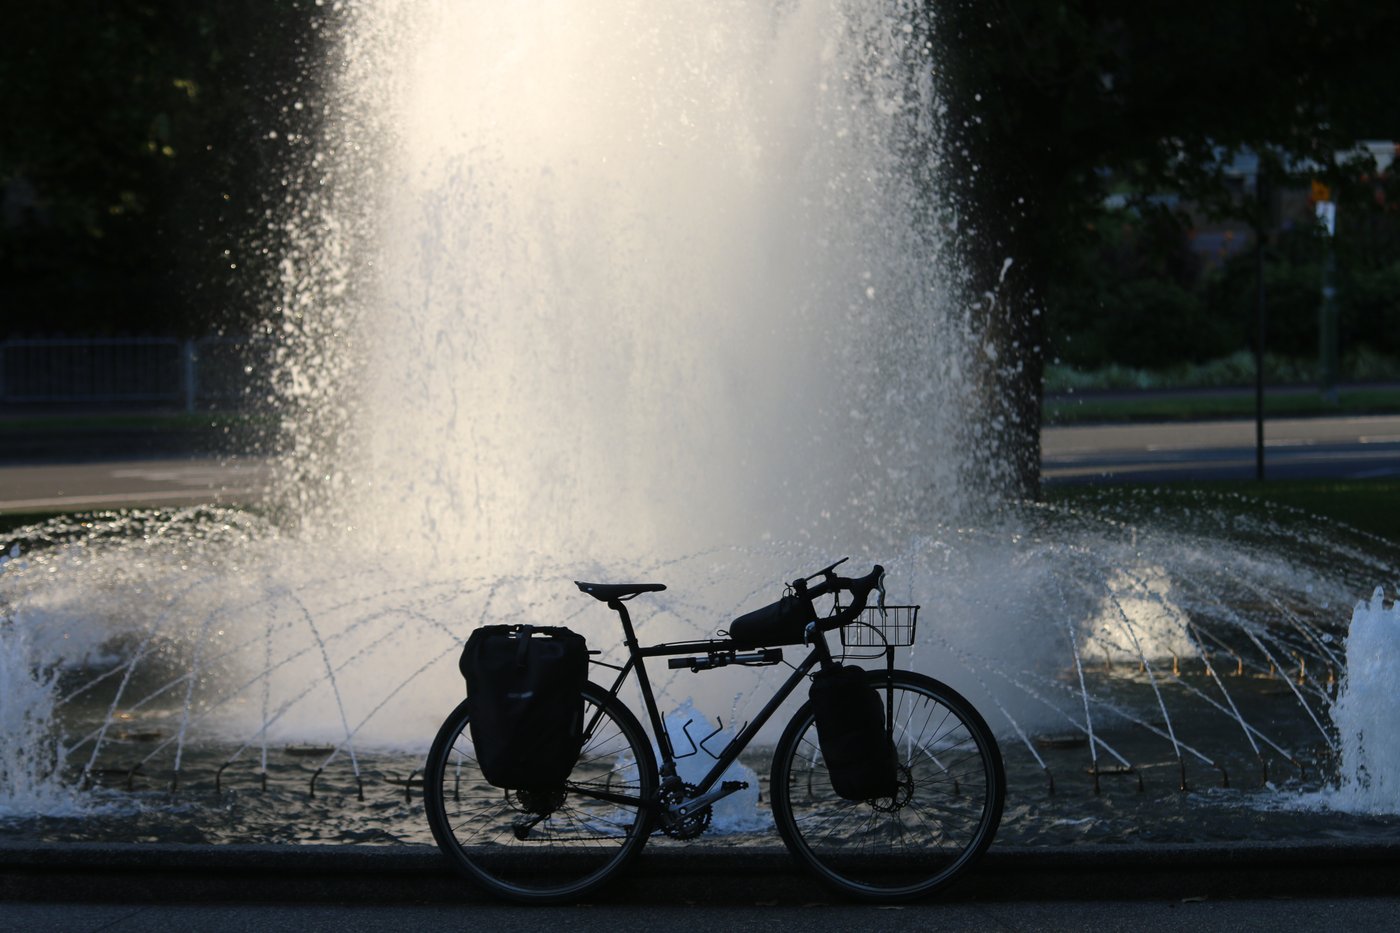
[
  {"xmin": 2, "ymin": 0, "xmax": 1398, "ymax": 845},
  {"xmin": 1329, "ymin": 588, "xmax": 1400, "ymax": 812}
]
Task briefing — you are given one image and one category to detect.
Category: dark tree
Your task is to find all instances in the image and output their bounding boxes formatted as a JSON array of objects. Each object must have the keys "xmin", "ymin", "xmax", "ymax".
[
  {"xmin": 0, "ymin": 2, "xmax": 330, "ymax": 338},
  {"xmin": 932, "ymin": 0, "xmax": 1400, "ymax": 498}
]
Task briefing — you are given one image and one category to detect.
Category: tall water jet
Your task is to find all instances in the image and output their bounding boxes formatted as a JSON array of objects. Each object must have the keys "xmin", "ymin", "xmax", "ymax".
[
  {"xmin": 1331, "ymin": 588, "xmax": 1400, "ymax": 812},
  {"xmin": 0, "ymin": 603, "xmax": 76, "ymax": 817},
  {"xmin": 273, "ymin": 0, "xmax": 989, "ymax": 564}
]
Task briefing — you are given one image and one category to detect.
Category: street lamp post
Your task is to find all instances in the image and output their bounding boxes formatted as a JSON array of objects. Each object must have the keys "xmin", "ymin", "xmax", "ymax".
[
  {"xmin": 1254, "ymin": 169, "xmax": 1269, "ymax": 482},
  {"xmin": 1312, "ymin": 180, "xmax": 1340, "ymax": 404}
]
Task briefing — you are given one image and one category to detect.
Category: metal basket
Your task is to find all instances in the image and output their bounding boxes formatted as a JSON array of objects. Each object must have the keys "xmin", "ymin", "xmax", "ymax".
[{"xmin": 840, "ymin": 605, "xmax": 919, "ymax": 649}]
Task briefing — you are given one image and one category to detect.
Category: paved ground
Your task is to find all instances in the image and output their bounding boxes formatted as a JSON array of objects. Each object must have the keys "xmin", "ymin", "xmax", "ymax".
[
  {"xmin": 0, "ymin": 457, "xmax": 271, "ymax": 512},
  {"xmin": 4, "ymin": 841, "xmax": 1397, "ymax": 901},
  {"xmin": 8, "ymin": 896, "xmax": 1400, "ymax": 933},
  {"xmin": 3, "ymin": 840, "xmax": 1399, "ymax": 930},
  {"xmin": 1042, "ymin": 414, "xmax": 1400, "ymax": 483},
  {"xmin": 2, "ymin": 414, "xmax": 1397, "ymax": 515}
]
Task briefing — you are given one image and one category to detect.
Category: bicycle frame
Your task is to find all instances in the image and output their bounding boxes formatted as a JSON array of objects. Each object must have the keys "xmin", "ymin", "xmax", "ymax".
[{"xmin": 582, "ymin": 594, "xmax": 841, "ymax": 816}]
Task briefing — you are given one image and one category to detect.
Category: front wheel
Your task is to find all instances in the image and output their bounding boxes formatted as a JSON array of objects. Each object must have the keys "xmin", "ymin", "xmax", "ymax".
[
  {"xmin": 423, "ymin": 680, "xmax": 658, "ymax": 904},
  {"xmin": 770, "ymin": 669, "xmax": 1005, "ymax": 902}
]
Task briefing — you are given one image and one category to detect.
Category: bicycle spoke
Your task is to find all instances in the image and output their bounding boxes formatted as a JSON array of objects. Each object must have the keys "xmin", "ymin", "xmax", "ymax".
[
  {"xmin": 772, "ymin": 671, "xmax": 1004, "ymax": 902},
  {"xmin": 424, "ymin": 685, "xmax": 657, "ymax": 903}
]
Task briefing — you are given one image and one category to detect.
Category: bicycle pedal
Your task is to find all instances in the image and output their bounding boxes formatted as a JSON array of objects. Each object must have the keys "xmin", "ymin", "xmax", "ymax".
[{"xmin": 721, "ymin": 780, "xmax": 749, "ymax": 792}]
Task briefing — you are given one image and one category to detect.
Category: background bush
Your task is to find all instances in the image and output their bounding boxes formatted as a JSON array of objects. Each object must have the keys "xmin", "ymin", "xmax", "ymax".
[{"xmin": 1046, "ymin": 197, "xmax": 1400, "ymax": 384}]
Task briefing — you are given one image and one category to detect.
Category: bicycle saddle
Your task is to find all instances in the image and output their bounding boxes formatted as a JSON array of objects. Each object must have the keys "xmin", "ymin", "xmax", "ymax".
[{"xmin": 575, "ymin": 581, "xmax": 667, "ymax": 601}]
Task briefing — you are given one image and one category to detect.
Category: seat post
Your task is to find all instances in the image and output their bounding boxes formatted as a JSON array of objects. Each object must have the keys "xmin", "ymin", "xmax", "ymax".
[{"xmin": 609, "ymin": 599, "xmax": 640, "ymax": 650}]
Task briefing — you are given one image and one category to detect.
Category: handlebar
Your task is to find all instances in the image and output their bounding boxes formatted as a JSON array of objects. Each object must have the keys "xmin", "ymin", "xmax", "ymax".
[{"xmin": 792, "ymin": 560, "xmax": 885, "ymax": 633}]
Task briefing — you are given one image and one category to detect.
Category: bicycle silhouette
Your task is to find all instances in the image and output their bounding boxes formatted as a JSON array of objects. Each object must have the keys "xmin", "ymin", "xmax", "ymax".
[{"xmin": 425, "ymin": 559, "xmax": 1004, "ymax": 903}]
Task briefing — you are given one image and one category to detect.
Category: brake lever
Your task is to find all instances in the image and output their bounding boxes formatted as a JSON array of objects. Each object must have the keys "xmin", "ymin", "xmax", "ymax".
[{"xmin": 875, "ymin": 569, "xmax": 888, "ymax": 622}]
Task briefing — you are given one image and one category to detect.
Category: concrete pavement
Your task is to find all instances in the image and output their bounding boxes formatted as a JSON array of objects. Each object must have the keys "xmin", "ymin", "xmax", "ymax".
[
  {"xmin": 2, "ymin": 840, "xmax": 1398, "ymax": 931},
  {"xmin": 3, "ymin": 840, "xmax": 1398, "ymax": 905},
  {"xmin": 8, "ymin": 896, "xmax": 1400, "ymax": 933}
]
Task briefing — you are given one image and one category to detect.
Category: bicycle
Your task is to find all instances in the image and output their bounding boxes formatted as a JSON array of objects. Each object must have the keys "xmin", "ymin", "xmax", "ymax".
[{"xmin": 424, "ymin": 559, "xmax": 1005, "ymax": 904}]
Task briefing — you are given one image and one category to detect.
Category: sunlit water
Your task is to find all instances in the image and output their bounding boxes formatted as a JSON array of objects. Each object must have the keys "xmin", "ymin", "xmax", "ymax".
[
  {"xmin": 3, "ymin": 0, "xmax": 1400, "ymax": 845},
  {"xmin": 2, "ymin": 493, "xmax": 1398, "ymax": 845}
]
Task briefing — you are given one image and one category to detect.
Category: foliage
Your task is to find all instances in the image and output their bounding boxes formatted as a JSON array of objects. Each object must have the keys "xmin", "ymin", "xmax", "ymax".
[
  {"xmin": 0, "ymin": 1, "xmax": 330, "ymax": 338},
  {"xmin": 1050, "ymin": 198, "xmax": 1400, "ymax": 373},
  {"xmin": 1341, "ymin": 259, "xmax": 1400, "ymax": 361},
  {"xmin": 932, "ymin": 0, "xmax": 1400, "ymax": 491},
  {"xmin": 1044, "ymin": 349, "xmax": 1400, "ymax": 394}
]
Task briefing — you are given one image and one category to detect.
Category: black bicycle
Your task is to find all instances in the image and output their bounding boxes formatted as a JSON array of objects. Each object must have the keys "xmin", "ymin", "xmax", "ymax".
[{"xmin": 424, "ymin": 559, "xmax": 1004, "ymax": 903}]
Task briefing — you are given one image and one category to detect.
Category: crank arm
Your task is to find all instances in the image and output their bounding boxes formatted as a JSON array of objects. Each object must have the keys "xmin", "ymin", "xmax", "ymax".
[{"xmin": 669, "ymin": 780, "xmax": 748, "ymax": 819}]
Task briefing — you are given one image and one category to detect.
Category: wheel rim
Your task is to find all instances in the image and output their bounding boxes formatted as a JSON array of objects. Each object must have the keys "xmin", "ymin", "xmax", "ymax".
[
  {"xmin": 774, "ymin": 675, "xmax": 1003, "ymax": 900},
  {"xmin": 425, "ymin": 687, "xmax": 654, "ymax": 901}
]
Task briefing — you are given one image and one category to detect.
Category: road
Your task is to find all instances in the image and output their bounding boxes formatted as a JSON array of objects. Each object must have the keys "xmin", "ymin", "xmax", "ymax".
[
  {"xmin": 0, "ymin": 457, "xmax": 271, "ymax": 513},
  {"xmin": 1, "ymin": 415, "xmax": 1397, "ymax": 514},
  {"xmin": 1042, "ymin": 413, "xmax": 1400, "ymax": 484}
]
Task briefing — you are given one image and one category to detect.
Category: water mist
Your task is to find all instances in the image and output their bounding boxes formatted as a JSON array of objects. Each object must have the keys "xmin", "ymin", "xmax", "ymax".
[{"xmin": 278, "ymin": 0, "xmax": 983, "ymax": 565}]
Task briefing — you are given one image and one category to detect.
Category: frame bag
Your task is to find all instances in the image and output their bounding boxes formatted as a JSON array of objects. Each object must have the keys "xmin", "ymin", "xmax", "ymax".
[
  {"xmin": 809, "ymin": 665, "xmax": 899, "ymax": 800},
  {"xmin": 459, "ymin": 624, "xmax": 588, "ymax": 790},
  {"xmin": 728, "ymin": 594, "xmax": 818, "ymax": 647}
]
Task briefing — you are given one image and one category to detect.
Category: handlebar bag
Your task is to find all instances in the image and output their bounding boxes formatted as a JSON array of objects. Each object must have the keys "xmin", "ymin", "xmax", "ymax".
[
  {"xmin": 728, "ymin": 594, "xmax": 818, "ymax": 647},
  {"xmin": 459, "ymin": 624, "xmax": 588, "ymax": 790},
  {"xmin": 809, "ymin": 665, "xmax": 899, "ymax": 800}
]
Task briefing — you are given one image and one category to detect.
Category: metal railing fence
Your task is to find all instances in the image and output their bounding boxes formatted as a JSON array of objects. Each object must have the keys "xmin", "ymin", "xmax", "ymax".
[{"xmin": 0, "ymin": 337, "xmax": 268, "ymax": 411}]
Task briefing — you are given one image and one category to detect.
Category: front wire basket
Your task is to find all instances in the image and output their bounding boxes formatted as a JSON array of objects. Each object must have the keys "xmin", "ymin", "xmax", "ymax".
[{"xmin": 840, "ymin": 604, "xmax": 919, "ymax": 653}]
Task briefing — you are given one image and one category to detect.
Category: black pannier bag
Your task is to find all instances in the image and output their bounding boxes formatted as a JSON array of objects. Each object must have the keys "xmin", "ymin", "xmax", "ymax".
[
  {"xmin": 809, "ymin": 665, "xmax": 899, "ymax": 800},
  {"xmin": 459, "ymin": 624, "xmax": 588, "ymax": 790},
  {"xmin": 728, "ymin": 594, "xmax": 818, "ymax": 647}
]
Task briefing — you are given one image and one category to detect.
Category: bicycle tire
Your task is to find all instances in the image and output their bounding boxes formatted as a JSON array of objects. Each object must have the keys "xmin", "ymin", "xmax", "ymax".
[
  {"xmin": 424, "ymin": 680, "xmax": 657, "ymax": 903},
  {"xmin": 770, "ymin": 669, "xmax": 1005, "ymax": 902}
]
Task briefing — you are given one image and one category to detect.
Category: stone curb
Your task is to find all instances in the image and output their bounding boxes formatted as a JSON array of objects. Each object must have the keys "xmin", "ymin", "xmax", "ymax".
[{"xmin": 2, "ymin": 840, "xmax": 1397, "ymax": 905}]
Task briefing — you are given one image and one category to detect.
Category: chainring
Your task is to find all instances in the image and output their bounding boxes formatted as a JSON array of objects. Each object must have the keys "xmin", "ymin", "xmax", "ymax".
[{"xmin": 659, "ymin": 783, "xmax": 713, "ymax": 840}]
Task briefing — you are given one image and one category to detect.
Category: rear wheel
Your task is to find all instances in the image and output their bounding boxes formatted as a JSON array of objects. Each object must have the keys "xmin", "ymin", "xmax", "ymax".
[
  {"xmin": 770, "ymin": 669, "xmax": 1004, "ymax": 902},
  {"xmin": 424, "ymin": 681, "xmax": 657, "ymax": 903}
]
